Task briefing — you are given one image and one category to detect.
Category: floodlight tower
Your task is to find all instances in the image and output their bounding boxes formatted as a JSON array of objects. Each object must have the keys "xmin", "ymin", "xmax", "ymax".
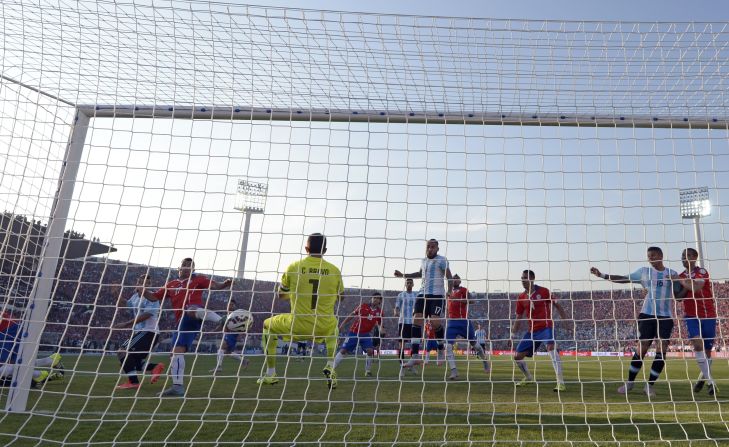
[
  {"xmin": 234, "ymin": 180, "xmax": 268, "ymax": 281},
  {"xmin": 679, "ymin": 187, "xmax": 711, "ymax": 268}
]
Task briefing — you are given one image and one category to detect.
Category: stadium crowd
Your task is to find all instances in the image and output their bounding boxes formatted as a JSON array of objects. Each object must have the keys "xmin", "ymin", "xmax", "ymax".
[{"xmin": 1, "ymin": 258, "xmax": 726, "ymax": 355}]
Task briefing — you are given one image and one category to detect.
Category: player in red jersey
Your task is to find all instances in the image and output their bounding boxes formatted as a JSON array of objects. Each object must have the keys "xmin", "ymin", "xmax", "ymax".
[
  {"xmin": 422, "ymin": 320, "xmax": 444, "ymax": 366},
  {"xmin": 140, "ymin": 257, "xmax": 232, "ymax": 397},
  {"xmin": 512, "ymin": 269, "xmax": 567, "ymax": 392},
  {"xmin": 444, "ymin": 275, "xmax": 489, "ymax": 380},
  {"xmin": 332, "ymin": 293, "xmax": 384, "ymax": 377},
  {"xmin": 672, "ymin": 247, "xmax": 718, "ymax": 395}
]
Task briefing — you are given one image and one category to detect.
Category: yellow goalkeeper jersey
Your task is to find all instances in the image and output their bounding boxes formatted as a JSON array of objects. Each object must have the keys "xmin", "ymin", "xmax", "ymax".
[{"xmin": 279, "ymin": 256, "xmax": 343, "ymax": 323}]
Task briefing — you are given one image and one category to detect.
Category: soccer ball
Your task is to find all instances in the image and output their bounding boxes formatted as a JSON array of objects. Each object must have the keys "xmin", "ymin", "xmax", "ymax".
[{"xmin": 226, "ymin": 309, "xmax": 253, "ymax": 332}]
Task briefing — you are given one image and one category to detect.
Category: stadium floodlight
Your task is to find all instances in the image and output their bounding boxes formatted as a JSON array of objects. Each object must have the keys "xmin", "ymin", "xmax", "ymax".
[
  {"xmin": 234, "ymin": 179, "xmax": 268, "ymax": 280},
  {"xmin": 679, "ymin": 187, "xmax": 710, "ymax": 267}
]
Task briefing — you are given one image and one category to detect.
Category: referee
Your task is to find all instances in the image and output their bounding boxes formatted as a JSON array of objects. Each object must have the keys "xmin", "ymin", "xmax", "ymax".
[{"xmin": 395, "ymin": 278, "xmax": 418, "ymax": 371}]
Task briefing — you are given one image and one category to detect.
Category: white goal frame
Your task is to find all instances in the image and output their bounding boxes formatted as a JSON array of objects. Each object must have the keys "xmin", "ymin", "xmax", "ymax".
[{"xmin": 4, "ymin": 95, "xmax": 726, "ymax": 412}]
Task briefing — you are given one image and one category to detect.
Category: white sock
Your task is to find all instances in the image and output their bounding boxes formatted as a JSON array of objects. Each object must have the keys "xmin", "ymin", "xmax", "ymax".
[
  {"xmin": 365, "ymin": 355, "xmax": 373, "ymax": 372},
  {"xmin": 216, "ymin": 349, "xmax": 225, "ymax": 369},
  {"xmin": 446, "ymin": 344, "xmax": 457, "ymax": 370},
  {"xmin": 230, "ymin": 353, "xmax": 242, "ymax": 361},
  {"xmin": 515, "ymin": 359, "xmax": 532, "ymax": 380},
  {"xmin": 32, "ymin": 370, "xmax": 41, "ymax": 379},
  {"xmin": 695, "ymin": 350, "xmax": 713, "ymax": 382},
  {"xmin": 266, "ymin": 367, "xmax": 276, "ymax": 376},
  {"xmin": 194, "ymin": 308, "xmax": 222, "ymax": 323},
  {"xmin": 708, "ymin": 357, "xmax": 713, "ymax": 375},
  {"xmin": 333, "ymin": 352, "xmax": 345, "ymax": 369},
  {"xmin": 35, "ymin": 356, "xmax": 54, "ymax": 367},
  {"xmin": 424, "ymin": 351, "xmax": 431, "ymax": 362},
  {"xmin": 549, "ymin": 349, "xmax": 564, "ymax": 383},
  {"xmin": 171, "ymin": 354, "xmax": 185, "ymax": 386}
]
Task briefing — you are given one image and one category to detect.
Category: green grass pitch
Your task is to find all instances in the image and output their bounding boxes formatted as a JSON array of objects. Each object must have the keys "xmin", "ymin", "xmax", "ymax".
[{"xmin": 1, "ymin": 354, "xmax": 727, "ymax": 446}]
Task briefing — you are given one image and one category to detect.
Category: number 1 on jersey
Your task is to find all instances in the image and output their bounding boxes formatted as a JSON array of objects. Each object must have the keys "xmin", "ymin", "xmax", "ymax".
[{"xmin": 309, "ymin": 279, "xmax": 319, "ymax": 309}]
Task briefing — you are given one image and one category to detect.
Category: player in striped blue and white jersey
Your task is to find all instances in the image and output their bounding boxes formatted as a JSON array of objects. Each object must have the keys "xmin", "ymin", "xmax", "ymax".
[
  {"xmin": 591, "ymin": 246, "xmax": 679, "ymax": 398},
  {"xmin": 113, "ymin": 274, "xmax": 165, "ymax": 390},
  {"xmin": 394, "ymin": 239, "xmax": 453, "ymax": 371},
  {"xmin": 395, "ymin": 278, "xmax": 418, "ymax": 376},
  {"xmin": 211, "ymin": 299, "xmax": 250, "ymax": 374},
  {"xmin": 475, "ymin": 323, "xmax": 487, "ymax": 352}
]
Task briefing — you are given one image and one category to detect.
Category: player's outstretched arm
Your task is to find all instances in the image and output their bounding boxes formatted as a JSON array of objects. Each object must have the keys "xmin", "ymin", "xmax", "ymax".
[
  {"xmin": 589, "ymin": 267, "xmax": 631, "ymax": 284},
  {"xmin": 137, "ymin": 286, "xmax": 162, "ymax": 302},
  {"xmin": 552, "ymin": 301, "xmax": 568, "ymax": 320},
  {"xmin": 339, "ymin": 306, "xmax": 359, "ymax": 333},
  {"xmin": 511, "ymin": 312, "xmax": 524, "ymax": 337},
  {"xmin": 669, "ymin": 274, "xmax": 703, "ymax": 297},
  {"xmin": 113, "ymin": 312, "xmax": 152, "ymax": 330},
  {"xmin": 467, "ymin": 291, "xmax": 475, "ymax": 305},
  {"xmin": 210, "ymin": 278, "xmax": 233, "ymax": 291},
  {"xmin": 445, "ymin": 268, "xmax": 453, "ymax": 295},
  {"xmin": 394, "ymin": 269, "xmax": 422, "ymax": 279},
  {"xmin": 338, "ymin": 311, "xmax": 356, "ymax": 333}
]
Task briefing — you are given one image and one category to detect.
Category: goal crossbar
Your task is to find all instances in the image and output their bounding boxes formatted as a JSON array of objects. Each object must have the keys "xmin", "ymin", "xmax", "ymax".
[{"xmin": 80, "ymin": 105, "xmax": 728, "ymax": 129}]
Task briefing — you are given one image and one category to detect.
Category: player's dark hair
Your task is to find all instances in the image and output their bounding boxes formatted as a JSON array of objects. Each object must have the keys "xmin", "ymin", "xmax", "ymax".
[
  {"xmin": 647, "ymin": 246, "xmax": 663, "ymax": 256},
  {"xmin": 685, "ymin": 247, "xmax": 699, "ymax": 258},
  {"xmin": 372, "ymin": 292, "xmax": 382, "ymax": 297},
  {"xmin": 181, "ymin": 257, "xmax": 194, "ymax": 265},
  {"xmin": 453, "ymin": 274, "xmax": 460, "ymax": 279},
  {"xmin": 522, "ymin": 269, "xmax": 536, "ymax": 279},
  {"xmin": 308, "ymin": 233, "xmax": 327, "ymax": 254},
  {"xmin": 428, "ymin": 238, "xmax": 439, "ymax": 246}
]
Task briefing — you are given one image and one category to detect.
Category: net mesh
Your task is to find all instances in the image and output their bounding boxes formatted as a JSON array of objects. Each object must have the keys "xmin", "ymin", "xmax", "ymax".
[{"xmin": 0, "ymin": 1, "xmax": 728, "ymax": 445}]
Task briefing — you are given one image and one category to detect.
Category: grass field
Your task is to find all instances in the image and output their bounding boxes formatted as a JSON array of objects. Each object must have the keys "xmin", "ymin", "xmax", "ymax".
[{"xmin": 1, "ymin": 353, "xmax": 728, "ymax": 446}]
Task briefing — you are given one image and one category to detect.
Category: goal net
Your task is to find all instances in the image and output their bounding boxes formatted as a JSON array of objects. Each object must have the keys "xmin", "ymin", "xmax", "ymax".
[{"xmin": 1, "ymin": 1, "xmax": 728, "ymax": 445}]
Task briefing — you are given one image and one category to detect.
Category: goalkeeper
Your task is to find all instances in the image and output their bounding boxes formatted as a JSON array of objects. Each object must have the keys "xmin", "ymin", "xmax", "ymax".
[{"xmin": 258, "ymin": 233, "xmax": 344, "ymax": 389}]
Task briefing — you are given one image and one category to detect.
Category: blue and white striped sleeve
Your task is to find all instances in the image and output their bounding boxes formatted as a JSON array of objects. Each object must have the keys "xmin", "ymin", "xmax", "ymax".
[{"xmin": 627, "ymin": 268, "xmax": 644, "ymax": 283}]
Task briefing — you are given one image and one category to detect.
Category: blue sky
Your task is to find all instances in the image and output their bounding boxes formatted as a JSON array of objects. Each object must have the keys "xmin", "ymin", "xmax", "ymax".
[
  {"xmin": 249, "ymin": 1, "xmax": 729, "ymax": 22},
  {"xmin": 1, "ymin": 0, "xmax": 728, "ymax": 293}
]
